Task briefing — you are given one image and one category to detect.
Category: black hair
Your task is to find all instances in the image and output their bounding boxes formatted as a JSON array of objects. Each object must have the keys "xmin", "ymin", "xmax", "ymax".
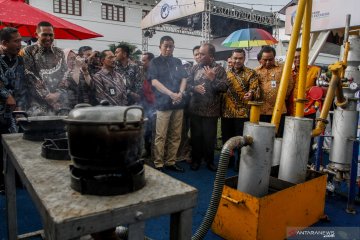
[
  {"xmin": 160, "ymin": 35, "xmax": 174, "ymax": 45},
  {"xmin": 192, "ymin": 45, "xmax": 200, "ymax": 54},
  {"xmin": 116, "ymin": 44, "xmax": 130, "ymax": 57},
  {"xmin": 232, "ymin": 48, "xmax": 246, "ymax": 58},
  {"xmin": 201, "ymin": 43, "xmax": 216, "ymax": 57},
  {"xmin": 36, "ymin": 21, "xmax": 53, "ymax": 32},
  {"xmin": 143, "ymin": 52, "xmax": 155, "ymax": 61},
  {"xmin": 295, "ymin": 47, "xmax": 301, "ymax": 52},
  {"xmin": 100, "ymin": 50, "xmax": 112, "ymax": 61},
  {"xmin": 258, "ymin": 46, "xmax": 276, "ymax": 59},
  {"xmin": 0, "ymin": 27, "xmax": 19, "ymax": 42},
  {"xmin": 78, "ymin": 46, "xmax": 92, "ymax": 57}
]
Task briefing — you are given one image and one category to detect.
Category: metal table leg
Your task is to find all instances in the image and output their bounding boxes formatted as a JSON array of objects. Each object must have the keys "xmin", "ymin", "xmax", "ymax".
[
  {"xmin": 128, "ymin": 221, "xmax": 145, "ymax": 240},
  {"xmin": 4, "ymin": 149, "xmax": 17, "ymax": 240},
  {"xmin": 170, "ymin": 208, "xmax": 193, "ymax": 240}
]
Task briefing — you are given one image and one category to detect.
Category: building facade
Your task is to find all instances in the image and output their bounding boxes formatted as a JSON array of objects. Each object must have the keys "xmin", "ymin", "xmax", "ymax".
[{"xmin": 29, "ymin": 0, "xmax": 203, "ymax": 61}]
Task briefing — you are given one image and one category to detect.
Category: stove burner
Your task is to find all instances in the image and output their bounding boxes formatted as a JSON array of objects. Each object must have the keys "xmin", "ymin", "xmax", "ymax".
[
  {"xmin": 70, "ymin": 160, "xmax": 145, "ymax": 196},
  {"xmin": 41, "ymin": 138, "xmax": 70, "ymax": 160},
  {"xmin": 23, "ymin": 130, "xmax": 66, "ymax": 141}
]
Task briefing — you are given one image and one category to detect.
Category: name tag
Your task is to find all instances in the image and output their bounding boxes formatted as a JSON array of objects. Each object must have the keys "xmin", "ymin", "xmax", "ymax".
[
  {"xmin": 109, "ymin": 87, "xmax": 116, "ymax": 96},
  {"xmin": 271, "ymin": 80, "xmax": 276, "ymax": 88}
]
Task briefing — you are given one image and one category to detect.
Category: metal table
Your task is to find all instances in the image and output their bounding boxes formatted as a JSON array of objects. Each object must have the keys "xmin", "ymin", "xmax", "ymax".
[{"xmin": 3, "ymin": 134, "xmax": 197, "ymax": 240}]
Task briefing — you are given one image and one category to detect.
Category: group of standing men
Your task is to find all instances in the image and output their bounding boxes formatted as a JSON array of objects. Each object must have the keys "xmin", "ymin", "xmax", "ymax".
[
  {"xmin": 150, "ymin": 36, "xmax": 320, "ymax": 173},
  {"xmin": 0, "ymin": 22, "xmax": 321, "ymax": 188}
]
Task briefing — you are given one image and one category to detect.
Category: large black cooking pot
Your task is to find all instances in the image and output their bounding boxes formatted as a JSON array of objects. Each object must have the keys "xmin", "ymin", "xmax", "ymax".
[
  {"xmin": 64, "ymin": 104, "xmax": 146, "ymax": 171},
  {"xmin": 13, "ymin": 111, "xmax": 68, "ymax": 140}
]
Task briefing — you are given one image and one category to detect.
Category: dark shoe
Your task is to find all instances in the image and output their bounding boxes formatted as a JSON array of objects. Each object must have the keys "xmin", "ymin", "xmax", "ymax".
[
  {"xmin": 207, "ymin": 163, "xmax": 217, "ymax": 172},
  {"xmin": 155, "ymin": 167, "xmax": 164, "ymax": 172},
  {"xmin": 190, "ymin": 162, "xmax": 200, "ymax": 171},
  {"xmin": 165, "ymin": 164, "xmax": 185, "ymax": 172}
]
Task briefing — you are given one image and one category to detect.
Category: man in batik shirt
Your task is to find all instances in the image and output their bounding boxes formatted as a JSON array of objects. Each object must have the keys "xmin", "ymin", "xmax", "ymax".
[
  {"xmin": 93, "ymin": 50, "xmax": 127, "ymax": 106},
  {"xmin": 222, "ymin": 48, "xmax": 260, "ymax": 147},
  {"xmin": 23, "ymin": 21, "xmax": 68, "ymax": 116},
  {"xmin": 115, "ymin": 44, "xmax": 142, "ymax": 105},
  {"xmin": 255, "ymin": 46, "xmax": 293, "ymax": 137},
  {"xmin": 0, "ymin": 27, "xmax": 27, "ymax": 190}
]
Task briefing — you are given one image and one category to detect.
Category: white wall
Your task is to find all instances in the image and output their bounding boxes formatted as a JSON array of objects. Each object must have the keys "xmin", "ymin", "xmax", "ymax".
[{"xmin": 29, "ymin": 0, "xmax": 202, "ymax": 61}]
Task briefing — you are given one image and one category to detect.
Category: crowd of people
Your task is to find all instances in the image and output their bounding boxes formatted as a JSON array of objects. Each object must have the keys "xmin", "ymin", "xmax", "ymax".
[{"xmin": 0, "ymin": 21, "xmax": 322, "ymax": 189}]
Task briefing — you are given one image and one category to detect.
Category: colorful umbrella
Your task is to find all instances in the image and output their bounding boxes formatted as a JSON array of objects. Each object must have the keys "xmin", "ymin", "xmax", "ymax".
[
  {"xmin": 222, "ymin": 28, "xmax": 278, "ymax": 48},
  {"xmin": 0, "ymin": 0, "xmax": 103, "ymax": 40}
]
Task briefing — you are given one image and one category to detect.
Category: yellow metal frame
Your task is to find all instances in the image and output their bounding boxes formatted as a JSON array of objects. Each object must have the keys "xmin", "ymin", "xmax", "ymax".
[{"xmin": 212, "ymin": 171, "xmax": 327, "ymax": 240}]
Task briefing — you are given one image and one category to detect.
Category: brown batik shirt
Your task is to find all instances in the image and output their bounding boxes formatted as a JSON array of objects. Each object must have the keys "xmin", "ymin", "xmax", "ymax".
[
  {"xmin": 115, "ymin": 60, "xmax": 142, "ymax": 104},
  {"xmin": 187, "ymin": 61, "xmax": 228, "ymax": 117},
  {"xmin": 222, "ymin": 66, "xmax": 260, "ymax": 118},
  {"xmin": 92, "ymin": 68, "xmax": 127, "ymax": 106},
  {"xmin": 255, "ymin": 63, "xmax": 294, "ymax": 115},
  {"xmin": 23, "ymin": 44, "xmax": 68, "ymax": 116}
]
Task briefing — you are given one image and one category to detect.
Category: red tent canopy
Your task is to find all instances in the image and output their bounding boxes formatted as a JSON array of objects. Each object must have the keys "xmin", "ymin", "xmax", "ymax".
[{"xmin": 0, "ymin": 0, "xmax": 103, "ymax": 40}]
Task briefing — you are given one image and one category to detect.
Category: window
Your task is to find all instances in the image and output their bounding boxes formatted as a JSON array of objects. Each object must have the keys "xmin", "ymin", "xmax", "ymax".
[
  {"xmin": 142, "ymin": 10, "xmax": 150, "ymax": 19},
  {"xmin": 102, "ymin": 3, "xmax": 125, "ymax": 22},
  {"xmin": 53, "ymin": 0, "xmax": 81, "ymax": 16}
]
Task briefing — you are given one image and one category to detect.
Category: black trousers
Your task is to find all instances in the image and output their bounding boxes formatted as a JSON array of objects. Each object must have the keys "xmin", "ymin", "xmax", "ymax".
[
  {"xmin": 259, "ymin": 114, "xmax": 286, "ymax": 138},
  {"xmin": 190, "ymin": 115, "xmax": 218, "ymax": 165},
  {"xmin": 221, "ymin": 117, "xmax": 248, "ymax": 144}
]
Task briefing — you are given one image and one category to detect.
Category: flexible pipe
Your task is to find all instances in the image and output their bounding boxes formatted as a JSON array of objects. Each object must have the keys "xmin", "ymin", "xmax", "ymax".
[
  {"xmin": 192, "ymin": 135, "xmax": 253, "ymax": 240},
  {"xmin": 116, "ymin": 136, "xmax": 253, "ymax": 240}
]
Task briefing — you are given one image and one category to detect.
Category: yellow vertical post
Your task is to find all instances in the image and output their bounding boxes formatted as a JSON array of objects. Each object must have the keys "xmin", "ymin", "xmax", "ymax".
[
  {"xmin": 248, "ymin": 101, "xmax": 263, "ymax": 124},
  {"xmin": 271, "ymin": 0, "xmax": 308, "ymax": 130},
  {"xmin": 295, "ymin": 0, "xmax": 312, "ymax": 118}
]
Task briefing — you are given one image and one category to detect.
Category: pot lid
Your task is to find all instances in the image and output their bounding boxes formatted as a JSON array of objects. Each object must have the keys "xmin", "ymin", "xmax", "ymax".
[{"xmin": 65, "ymin": 104, "xmax": 144, "ymax": 124}]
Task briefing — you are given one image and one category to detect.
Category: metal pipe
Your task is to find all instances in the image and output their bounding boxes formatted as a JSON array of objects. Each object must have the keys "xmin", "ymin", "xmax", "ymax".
[
  {"xmin": 237, "ymin": 122, "xmax": 275, "ymax": 197},
  {"xmin": 347, "ymin": 139, "xmax": 359, "ymax": 214},
  {"xmin": 248, "ymin": 101, "xmax": 262, "ymax": 124},
  {"xmin": 329, "ymin": 110, "xmax": 358, "ymax": 170},
  {"xmin": 271, "ymin": 138, "xmax": 282, "ymax": 167},
  {"xmin": 271, "ymin": 0, "xmax": 308, "ymax": 132},
  {"xmin": 192, "ymin": 135, "xmax": 253, "ymax": 240},
  {"xmin": 342, "ymin": 15, "xmax": 351, "ymax": 77},
  {"xmin": 295, "ymin": 0, "xmax": 312, "ymax": 118},
  {"xmin": 312, "ymin": 70, "xmax": 347, "ymax": 137},
  {"xmin": 315, "ymin": 135, "xmax": 324, "ymax": 171},
  {"xmin": 278, "ymin": 117, "xmax": 313, "ymax": 183}
]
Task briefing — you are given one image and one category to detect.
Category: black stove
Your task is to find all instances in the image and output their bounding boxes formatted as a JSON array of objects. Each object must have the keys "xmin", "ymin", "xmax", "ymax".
[
  {"xmin": 41, "ymin": 138, "xmax": 70, "ymax": 160},
  {"xmin": 70, "ymin": 160, "xmax": 145, "ymax": 196},
  {"xmin": 24, "ymin": 130, "xmax": 66, "ymax": 141}
]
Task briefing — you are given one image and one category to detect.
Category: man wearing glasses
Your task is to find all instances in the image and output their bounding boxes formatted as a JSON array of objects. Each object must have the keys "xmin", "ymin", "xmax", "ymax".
[
  {"xmin": 255, "ymin": 46, "xmax": 293, "ymax": 137},
  {"xmin": 23, "ymin": 21, "xmax": 68, "ymax": 116}
]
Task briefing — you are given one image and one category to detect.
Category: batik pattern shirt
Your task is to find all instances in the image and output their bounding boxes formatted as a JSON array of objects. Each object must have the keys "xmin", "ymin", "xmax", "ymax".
[
  {"xmin": 187, "ymin": 61, "xmax": 228, "ymax": 117},
  {"xmin": 255, "ymin": 63, "xmax": 293, "ymax": 115},
  {"xmin": 222, "ymin": 66, "xmax": 260, "ymax": 118},
  {"xmin": 0, "ymin": 54, "xmax": 27, "ymax": 132},
  {"xmin": 93, "ymin": 69, "xmax": 127, "ymax": 106},
  {"xmin": 115, "ymin": 61, "xmax": 142, "ymax": 104},
  {"xmin": 23, "ymin": 44, "xmax": 68, "ymax": 116}
]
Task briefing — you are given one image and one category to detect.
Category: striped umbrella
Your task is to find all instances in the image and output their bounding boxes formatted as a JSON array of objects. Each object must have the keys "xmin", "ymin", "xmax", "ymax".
[{"xmin": 222, "ymin": 28, "xmax": 278, "ymax": 48}]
